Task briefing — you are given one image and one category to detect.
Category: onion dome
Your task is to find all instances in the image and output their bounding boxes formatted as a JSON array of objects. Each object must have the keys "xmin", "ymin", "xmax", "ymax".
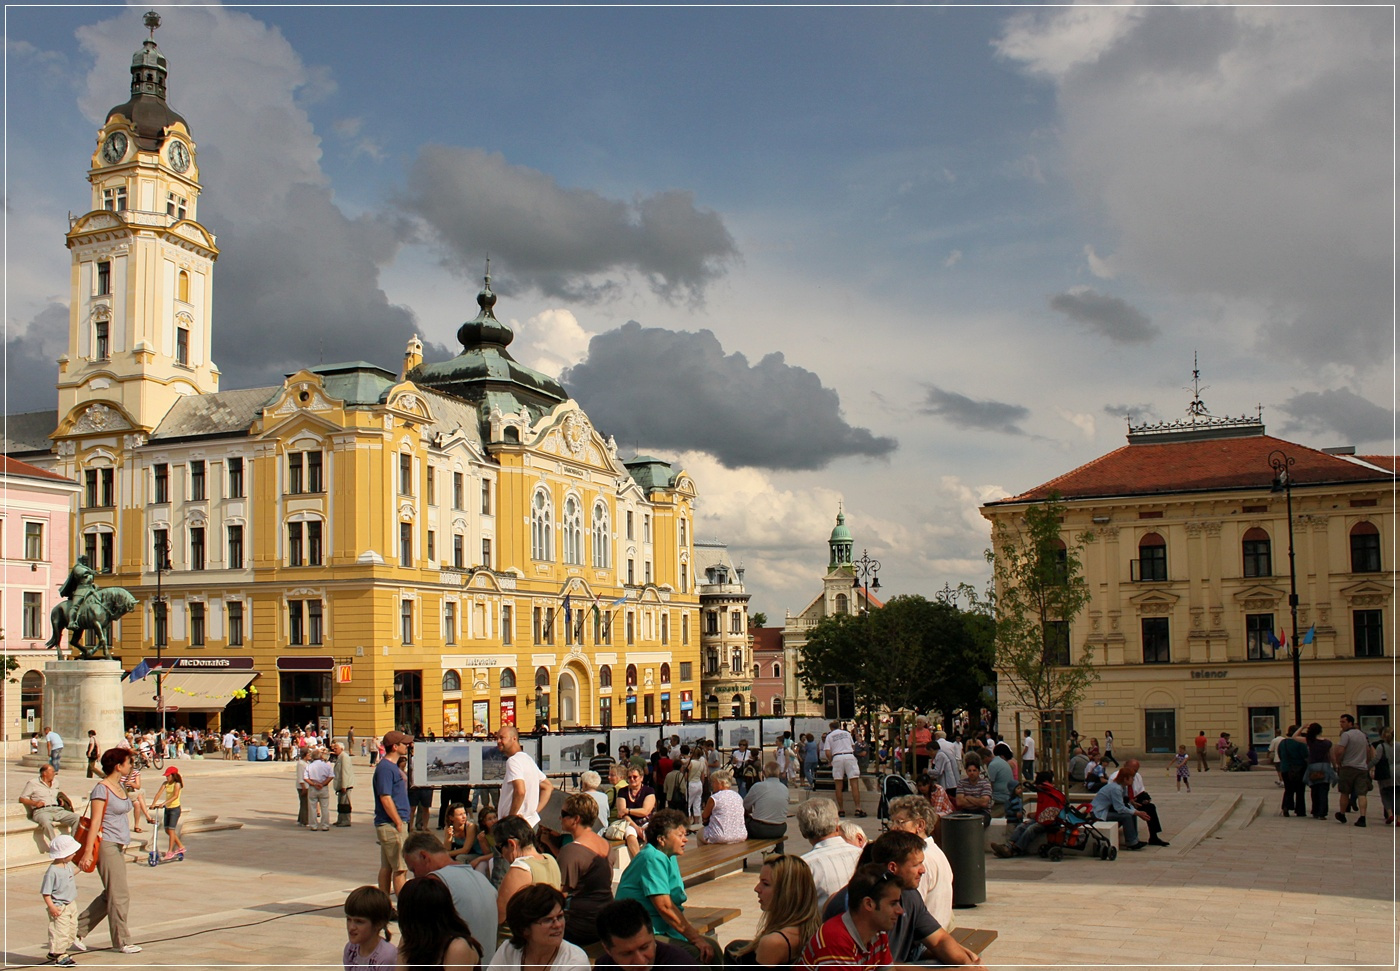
[{"xmin": 105, "ymin": 11, "xmax": 189, "ymax": 150}]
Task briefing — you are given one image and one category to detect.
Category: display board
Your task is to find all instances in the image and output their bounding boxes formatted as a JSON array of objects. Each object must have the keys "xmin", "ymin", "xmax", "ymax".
[
  {"xmin": 409, "ymin": 740, "xmax": 476, "ymax": 786},
  {"xmin": 761, "ymin": 717, "xmax": 794, "ymax": 747},
  {"xmin": 543, "ymin": 732, "xmax": 606, "ymax": 773},
  {"xmin": 723, "ymin": 719, "xmax": 761, "ymax": 750},
  {"xmin": 609, "ymin": 726, "xmax": 662, "ymax": 761},
  {"xmin": 674, "ymin": 723, "xmax": 718, "ymax": 752},
  {"xmin": 793, "ymin": 717, "xmax": 831, "ymax": 745}
]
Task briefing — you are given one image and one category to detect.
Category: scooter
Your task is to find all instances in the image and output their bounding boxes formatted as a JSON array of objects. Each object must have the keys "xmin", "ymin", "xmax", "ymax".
[{"xmin": 147, "ymin": 807, "xmax": 184, "ymax": 866}]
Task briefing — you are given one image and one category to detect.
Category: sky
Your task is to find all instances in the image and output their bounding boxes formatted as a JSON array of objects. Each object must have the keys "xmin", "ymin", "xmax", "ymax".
[{"xmin": 4, "ymin": 2, "xmax": 1393, "ymax": 620}]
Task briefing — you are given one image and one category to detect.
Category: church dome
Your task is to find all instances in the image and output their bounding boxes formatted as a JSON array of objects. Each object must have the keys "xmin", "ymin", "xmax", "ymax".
[
  {"xmin": 105, "ymin": 13, "xmax": 189, "ymax": 151},
  {"xmin": 829, "ymin": 511, "xmax": 852, "ymax": 545}
]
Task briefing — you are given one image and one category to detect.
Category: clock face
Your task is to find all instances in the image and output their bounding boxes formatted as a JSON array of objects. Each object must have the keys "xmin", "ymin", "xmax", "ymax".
[
  {"xmin": 101, "ymin": 132, "xmax": 127, "ymax": 164},
  {"xmin": 168, "ymin": 140, "xmax": 190, "ymax": 174}
]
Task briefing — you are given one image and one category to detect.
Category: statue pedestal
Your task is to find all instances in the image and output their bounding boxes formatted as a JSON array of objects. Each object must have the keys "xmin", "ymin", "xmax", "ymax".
[{"xmin": 21, "ymin": 661, "xmax": 126, "ymax": 769}]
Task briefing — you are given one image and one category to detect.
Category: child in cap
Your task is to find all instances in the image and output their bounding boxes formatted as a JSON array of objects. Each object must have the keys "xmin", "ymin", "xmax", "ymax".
[
  {"xmin": 42, "ymin": 834, "xmax": 82, "ymax": 966},
  {"xmin": 150, "ymin": 767, "xmax": 187, "ymax": 859}
]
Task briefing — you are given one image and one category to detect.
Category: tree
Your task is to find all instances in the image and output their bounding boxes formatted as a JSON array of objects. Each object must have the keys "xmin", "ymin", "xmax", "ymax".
[
  {"xmin": 748, "ymin": 611, "xmax": 768, "ymax": 629},
  {"xmin": 979, "ymin": 495, "xmax": 1099, "ymax": 758}
]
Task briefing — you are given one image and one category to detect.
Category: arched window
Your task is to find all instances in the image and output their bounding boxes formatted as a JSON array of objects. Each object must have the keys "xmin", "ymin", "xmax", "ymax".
[
  {"xmin": 94, "ymin": 319, "xmax": 110, "ymax": 361},
  {"xmin": 1351, "ymin": 522, "xmax": 1381, "ymax": 572},
  {"xmin": 500, "ymin": 667, "xmax": 516, "ymax": 689},
  {"xmin": 1049, "ymin": 539, "xmax": 1068, "ymax": 583},
  {"xmin": 772, "ymin": 662, "xmax": 781, "ymax": 679},
  {"xmin": 660, "ymin": 663, "xmax": 671, "ymax": 684},
  {"xmin": 531, "ymin": 490, "xmax": 553, "ymax": 560},
  {"xmin": 731, "ymin": 694, "xmax": 745, "ymax": 718},
  {"xmin": 562, "ymin": 496, "xmax": 582, "ymax": 565},
  {"xmin": 752, "ymin": 663, "xmax": 760, "ymax": 679},
  {"xmin": 20, "ymin": 671, "xmax": 43, "ymax": 724},
  {"xmin": 1137, "ymin": 532, "xmax": 1167, "ymax": 581},
  {"xmin": 626, "ymin": 664, "xmax": 638, "ymax": 687},
  {"xmin": 442, "ymin": 670, "xmax": 461, "ymax": 692},
  {"xmin": 599, "ymin": 665, "xmax": 613, "ymax": 688},
  {"xmin": 177, "ymin": 269, "xmax": 190, "ymax": 302},
  {"xmin": 592, "ymin": 503, "xmax": 610, "ymax": 568},
  {"xmin": 535, "ymin": 666, "xmax": 550, "ymax": 688},
  {"xmin": 834, "ymin": 593, "xmax": 849, "ymax": 615},
  {"xmin": 1242, "ymin": 527, "xmax": 1272, "ymax": 577},
  {"xmin": 772, "ymin": 697, "xmax": 784, "ymax": 715}
]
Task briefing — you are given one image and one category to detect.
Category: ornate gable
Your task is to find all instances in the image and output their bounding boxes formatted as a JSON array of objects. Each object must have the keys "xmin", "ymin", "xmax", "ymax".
[
  {"xmin": 384, "ymin": 382, "xmax": 435, "ymax": 426},
  {"xmin": 56, "ymin": 400, "xmax": 137, "ymax": 437},
  {"xmin": 1128, "ymin": 588, "xmax": 1180, "ymax": 614}
]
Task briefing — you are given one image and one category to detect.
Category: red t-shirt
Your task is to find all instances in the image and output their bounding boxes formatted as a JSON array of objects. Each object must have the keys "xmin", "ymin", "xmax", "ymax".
[{"xmin": 799, "ymin": 913, "xmax": 893, "ymax": 969}]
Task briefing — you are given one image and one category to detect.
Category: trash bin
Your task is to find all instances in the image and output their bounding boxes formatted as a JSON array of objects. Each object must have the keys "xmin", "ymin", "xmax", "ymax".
[{"xmin": 941, "ymin": 812, "xmax": 986, "ymax": 907}]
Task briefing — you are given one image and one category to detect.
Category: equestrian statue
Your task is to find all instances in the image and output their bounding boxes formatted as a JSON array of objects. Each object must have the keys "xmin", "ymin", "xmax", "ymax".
[{"xmin": 46, "ymin": 556, "xmax": 138, "ymax": 660}]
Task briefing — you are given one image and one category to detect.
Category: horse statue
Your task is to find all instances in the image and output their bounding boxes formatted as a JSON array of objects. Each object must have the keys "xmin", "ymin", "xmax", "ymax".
[{"xmin": 46, "ymin": 558, "xmax": 139, "ymax": 660}]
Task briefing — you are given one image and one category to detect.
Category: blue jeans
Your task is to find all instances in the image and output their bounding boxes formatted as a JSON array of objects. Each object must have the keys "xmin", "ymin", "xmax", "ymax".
[
  {"xmin": 49, "ymin": 750, "xmax": 62, "ymax": 770},
  {"xmin": 1098, "ymin": 810, "xmax": 1139, "ymax": 845},
  {"xmin": 803, "ymin": 760, "xmax": 817, "ymax": 785}
]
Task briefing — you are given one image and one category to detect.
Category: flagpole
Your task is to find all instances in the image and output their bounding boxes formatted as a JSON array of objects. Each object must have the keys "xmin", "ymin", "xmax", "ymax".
[{"xmin": 153, "ymin": 536, "xmax": 172, "ymax": 746}]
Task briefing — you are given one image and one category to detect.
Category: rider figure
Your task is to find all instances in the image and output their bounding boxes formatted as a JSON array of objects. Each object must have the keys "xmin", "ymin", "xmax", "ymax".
[{"xmin": 58, "ymin": 555, "xmax": 99, "ymax": 636}]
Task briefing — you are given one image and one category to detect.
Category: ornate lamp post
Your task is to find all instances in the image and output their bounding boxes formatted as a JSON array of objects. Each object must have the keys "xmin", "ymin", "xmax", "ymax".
[
  {"xmin": 152, "ymin": 536, "xmax": 172, "ymax": 741},
  {"xmin": 1268, "ymin": 450, "xmax": 1302, "ymax": 728},
  {"xmin": 851, "ymin": 550, "xmax": 881, "ymax": 750}
]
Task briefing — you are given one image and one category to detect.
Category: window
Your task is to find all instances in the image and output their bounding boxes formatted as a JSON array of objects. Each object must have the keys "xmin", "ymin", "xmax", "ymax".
[
  {"xmin": 682, "ymin": 613, "xmax": 689, "ymax": 645},
  {"xmin": 626, "ymin": 665, "xmax": 638, "ymax": 687},
  {"xmin": 1049, "ymin": 540, "xmax": 1068, "ymax": 584},
  {"xmin": 680, "ymin": 519, "xmax": 688, "ymax": 547},
  {"xmin": 153, "ymin": 529, "xmax": 170, "ymax": 569},
  {"xmin": 443, "ymin": 670, "xmax": 461, "ymax": 692},
  {"xmin": 307, "ymin": 451, "xmax": 323, "ymax": 492},
  {"xmin": 481, "ymin": 538, "xmax": 492, "ymax": 569},
  {"xmin": 627, "ymin": 559, "xmax": 635, "ymax": 585},
  {"xmin": 1351, "ymin": 522, "xmax": 1381, "ymax": 573},
  {"xmin": 94, "ymin": 320, "xmax": 109, "ymax": 360},
  {"xmin": 288, "ymin": 523, "xmax": 304, "ymax": 567},
  {"xmin": 626, "ymin": 612, "xmax": 635, "ymax": 645},
  {"xmin": 453, "ymin": 535, "xmax": 465, "ymax": 569},
  {"xmin": 289, "ymin": 600, "xmax": 305, "ymax": 645},
  {"xmin": 22, "ymin": 593, "xmax": 43, "ymax": 638},
  {"xmin": 1242, "ymin": 528, "xmax": 1271, "ymax": 578},
  {"xmin": 644, "ymin": 561, "xmax": 652, "ymax": 584},
  {"xmin": 228, "ymin": 601, "xmax": 244, "ymax": 646},
  {"xmin": 705, "ymin": 611, "xmax": 719, "ymax": 635},
  {"xmin": 399, "ymin": 454, "xmax": 412, "ymax": 495},
  {"xmin": 834, "ymin": 593, "xmax": 849, "ymax": 615},
  {"xmin": 1246, "ymin": 613, "xmax": 1275, "ymax": 660},
  {"xmin": 426, "ymin": 468, "xmax": 436, "ymax": 505},
  {"xmin": 84, "ymin": 533, "xmax": 97, "ymax": 568},
  {"xmin": 731, "ymin": 648, "xmax": 744, "ymax": 673},
  {"xmin": 154, "ymin": 464, "xmax": 169, "ymax": 503},
  {"xmin": 154, "ymin": 601, "xmax": 168, "ymax": 648},
  {"xmin": 660, "ymin": 663, "xmax": 671, "ymax": 684},
  {"xmin": 1044, "ymin": 621, "xmax": 1071, "ymax": 666},
  {"xmin": 400, "ymin": 522, "xmax": 413, "ymax": 568},
  {"xmin": 679, "ymin": 661, "xmax": 692, "ymax": 682},
  {"xmin": 481, "ymin": 479, "xmax": 492, "ymax": 514},
  {"xmin": 427, "ymin": 530, "xmax": 436, "ymax": 561},
  {"xmin": 177, "ymin": 269, "xmax": 190, "ymax": 302},
  {"xmin": 96, "ymin": 260, "xmax": 111, "ymax": 296},
  {"xmin": 287, "ymin": 450, "xmax": 323, "ymax": 494},
  {"xmin": 308, "ymin": 522, "xmax": 323, "ymax": 566},
  {"xmin": 103, "ymin": 186, "xmax": 127, "ymax": 211},
  {"xmin": 227, "ymin": 457, "xmax": 244, "ymax": 498},
  {"xmin": 626, "ymin": 511, "xmax": 634, "ymax": 540},
  {"xmin": 401, "ymin": 599, "xmax": 414, "ymax": 644},
  {"xmin": 190, "ymin": 460, "xmax": 206, "ymax": 500},
  {"xmin": 1137, "ymin": 533, "xmax": 1167, "ymax": 581},
  {"xmin": 773, "ymin": 663, "xmax": 782, "ymax": 679},
  {"xmin": 501, "ymin": 668, "xmax": 516, "ymax": 689},
  {"xmin": 600, "ymin": 665, "xmax": 613, "ymax": 688},
  {"xmin": 541, "ymin": 606, "xmax": 555, "ymax": 645},
  {"xmin": 600, "ymin": 696, "xmax": 613, "ymax": 729},
  {"xmin": 453, "ymin": 472, "xmax": 464, "ymax": 510},
  {"xmin": 176, "ymin": 326, "xmax": 189, "ymax": 366},
  {"xmin": 680, "ymin": 563, "xmax": 687, "ymax": 594},
  {"xmin": 773, "ymin": 698, "xmax": 784, "ymax": 715},
  {"xmin": 642, "ymin": 514, "xmax": 651, "ymax": 544},
  {"xmin": 85, "ymin": 469, "xmax": 114, "ymax": 507},
  {"xmin": 501, "ymin": 605, "xmax": 512, "ymax": 645},
  {"xmin": 98, "ymin": 532, "xmax": 115, "ymax": 573},
  {"xmin": 189, "ymin": 527, "xmax": 205, "ymax": 571},
  {"xmin": 706, "ymin": 649, "xmax": 719, "ymax": 676},
  {"xmin": 563, "ymin": 497, "xmax": 582, "ymax": 564},
  {"xmin": 1142, "ymin": 617, "xmax": 1171, "ymax": 664},
  {"xmin": 189, "ymin": 603, "xmax": 206, "ymax": 647},
  {"xmin": 443, "ymin": 601, "xmax": 457, "ymax": 645},
  {"xmin": 730, "ymin": 611, "xmax": 744, "ymax": 634},
  {"xmin": 1354, "ymin": 610, "xmax": 1384, "ymax": 657},
  {"xmin": 166, "ymin": 192, "xmax": 187, "ymax": 220},
  {"xmin": 531, "ymin": 490, "xmax": 553, "ymax": 560},
  {"xmin": 535, "ymin": 667, "xmax": 550, "ymax": 690}
]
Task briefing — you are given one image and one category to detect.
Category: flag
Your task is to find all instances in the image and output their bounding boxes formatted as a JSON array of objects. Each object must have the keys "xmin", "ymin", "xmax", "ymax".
[
  {"xmin": 126, "ymin": 660, "xmax": 151, "ymax": 682},
  {"xmin": 563, "ymin": 594, "xmax": 573, "ymax": 629},
  {"xmin": 1266, "ymin": 631, "xmax": 1281, "ymax": 652},
  {"xmin": 591, "ymin": 594, "xmax": 601, "ymax": 620},
  {"xmin": 1277, "ymin": 628, "xmax": 1288, "ymax": 650},
  {"xmin": 1302, "ymin": 625, "xmax": 1315, "ymax": 646},
  {"xmin": 610, "ymin": 593, "xmax": 628, "ymax": 607}
]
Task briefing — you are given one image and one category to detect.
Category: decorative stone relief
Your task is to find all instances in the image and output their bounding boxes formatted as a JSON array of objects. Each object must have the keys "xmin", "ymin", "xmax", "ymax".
[
  {"xmin": 398, "ymin": 501, "xmax": 416, "ymax": 522},
  {"xmin": 1210, "ymin": 608, "xmax": 1223, "ymax": 628},
  {"xmin": 1242, "ymin": 598, "xmax": 1277, "ymax": 611},
  {"xmin": 1185, "ymin": 522, "xmax": 1204, "ymax": 537},
  {"xmin": 1139, "ymin": 601, "xmax": 1172, "ymax": 615},
  {"xmin": 72, "ymin": 404, "xmax": 130, "ymax": 434},
  {"xmin": 1191, "ymin": 607, "xmax": 1204, "ymax": 629},
  {"xmin": 561, "ymin": 412, "xmax": 591, "ymax": 456}
]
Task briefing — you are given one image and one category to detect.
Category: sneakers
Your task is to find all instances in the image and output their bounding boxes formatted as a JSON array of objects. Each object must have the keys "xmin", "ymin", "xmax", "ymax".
[
  {"xmin": 70, "ymin": 939, "xmax": 87, "ymax": 953},
  {"xmin": 48, "ymin": 954, "xmax": 77, "ymax": 967},
  {"xmin": 1334, "ymin": 811, "xmax": 1348, "ymax": 823},
  {"xmin": 1354, "ymin": 817, "xmax": 1367, "ymax": 827},
  {"xmin": 119, "ymin": 944, "xmax": 143, "ymax": 954},
  {"xmin": 989, "ymin": 842, "xmax": 1014, "ymax": 858}
]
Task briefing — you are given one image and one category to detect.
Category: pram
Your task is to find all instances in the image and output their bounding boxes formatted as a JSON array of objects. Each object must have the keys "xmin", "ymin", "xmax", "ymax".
[
  {"xmin": 1032, "ymin": 783, "xmax": 1118, "ymax": 862},
  {"xmin": 1224, "ymin": 743, "xmax": 1252, "ymax": 771},
  {"xmin": 877, "ymin": 772, "xmax": 917, "ymax": 829}
]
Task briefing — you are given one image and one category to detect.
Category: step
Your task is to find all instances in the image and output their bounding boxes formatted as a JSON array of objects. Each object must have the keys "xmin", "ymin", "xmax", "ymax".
[
  {"xmin": 1214, "ymin": 794, "xmax": 1263, "ymax": 834},
  {"xmin": 0, "ymin": 813, "xmax": 242, "ymax": 872}
]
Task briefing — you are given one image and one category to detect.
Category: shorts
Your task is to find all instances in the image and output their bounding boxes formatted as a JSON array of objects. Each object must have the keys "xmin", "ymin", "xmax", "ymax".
[
  {"xmin": 1337, "ymin": 766, "xmax": 1372, "ymax": 798},
  {"xmin": 375, "ymin": 822, "xmax": 408, "ymax": 873},
  {"xmin": 831, "ymin": 754, "xmax": 860, "ymax": 780},
  {"xmin": 162, "ymin": 807, "xmax": 182, "ymax": 831},
  {"xmin": 409, "ymin": 787, "xmax": 434, "ymax": 808}
]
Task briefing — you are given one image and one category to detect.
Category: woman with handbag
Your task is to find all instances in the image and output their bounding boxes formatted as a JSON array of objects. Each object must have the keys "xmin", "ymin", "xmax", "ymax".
[
  {"xmin": 74, "ymin": 748, "xmax": 142, "ymax": 954},
  {"xmin": 84, "ymin": 731, "xmax": 100, "ymax": 779},
  {"xmin": 1304, "ymin": 723, "xmax": 1335, "ymax": 819}
]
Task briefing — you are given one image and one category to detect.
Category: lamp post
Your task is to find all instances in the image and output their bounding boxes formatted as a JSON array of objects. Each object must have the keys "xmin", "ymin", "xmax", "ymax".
[
  {"xmin": 851, "ymin": 550, "xmax": 881, "ymax": 751},
  {"xmin": 152, "ymin": 536, "xmax": 172, "ymax": 743},
  {"xmin": 1268, "ymin": 450, "xmax": 1302, "ymax": 728}
]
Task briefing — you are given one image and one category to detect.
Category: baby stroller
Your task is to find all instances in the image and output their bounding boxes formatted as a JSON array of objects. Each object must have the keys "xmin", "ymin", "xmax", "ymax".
[
  {"xmin": 1225, "ymin": 744, "xmax": 1252, "ymax": 772},
  {"xmin": 877, "ymin": 772, "xmax": 916, "ymax": 830},
  {"xmin": 1035, "ymin": 785, "xmax": 1118, "ymax": 862}
]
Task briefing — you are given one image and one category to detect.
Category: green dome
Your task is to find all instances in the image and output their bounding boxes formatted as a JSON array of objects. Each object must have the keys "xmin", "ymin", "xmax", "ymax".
[{"xmin": 829, "ymin": 511, "xmax": 852, "ymax": 544}]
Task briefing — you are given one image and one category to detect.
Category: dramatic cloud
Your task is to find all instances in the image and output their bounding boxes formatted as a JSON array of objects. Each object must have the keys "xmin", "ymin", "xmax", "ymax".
[
  {"xmin": 399, "ymin": 147, "xmax": 738, "ymax": 305},
  {"xmin": 70, "ymin": 7, "xmax": 427, "ymax": 391},
  {"xmin": 563, "ymin": 322, "xmax": 896, "ymax": 471},
  {"xmin": 1277, "ymin": 389, "xmax": 1392, "ymax": 448},
  {"xmin": 920, "ymin": 387, "xmax": 1029, "ymax": 436},
  {"xmin": 5, "ymin": 304, "xmax": 70, "ymax": 414},
  {"xmin": 997, "ymin": 5, "xmax": 1390, "ymax": 368},
  {"xmin": 510, "ymin": 309, "xmax": 592, "ymax": 383},
  {"xmin": 1048, "ymin": 286, "xmax": 1157, "ymax": 343}
]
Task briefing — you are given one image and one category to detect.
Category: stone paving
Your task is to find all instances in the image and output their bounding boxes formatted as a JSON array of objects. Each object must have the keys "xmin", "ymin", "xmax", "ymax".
[{"xmin": 0, "ymin": 755, "xmax": 1393, "ymax": 969}]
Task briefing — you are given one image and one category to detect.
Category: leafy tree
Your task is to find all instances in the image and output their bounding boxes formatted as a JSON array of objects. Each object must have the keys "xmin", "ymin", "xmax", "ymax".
[
  {"xmin": 978, "ymin": 495, "xmax": 1099, "ymax": 729},
  {"xmin": 748, "ymin": 611, "xmax": 768, "ymax": 629}
]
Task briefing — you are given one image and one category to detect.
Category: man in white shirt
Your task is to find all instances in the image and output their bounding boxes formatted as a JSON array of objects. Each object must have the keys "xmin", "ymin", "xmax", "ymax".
[
  {"xmin": 19, "ymin": 765, "xmax": 78, "ymax": 841},
  {"xmin": 821, "ymin": 721, "xmax": 865, "ymax": 817},
  {"xmin": 304, "ymin": 748, "xmax": 336, "ymax": 830},
  {"xmin": 797, "ymin": 797, "xmax": 862, "ymax": 911},
  {"xmin": 222, "ymin": 730, "xmax": 238, "ymax": 760},
  {"xmin": 1020, "ymin": 731, "xmax": 1036, "ymax": 779},
  {"xmin": 496, "ymin": 725, "xmax": 553, "ymax": 828}
]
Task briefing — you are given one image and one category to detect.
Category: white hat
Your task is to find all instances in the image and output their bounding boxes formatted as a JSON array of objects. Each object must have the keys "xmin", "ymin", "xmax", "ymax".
[{"xmin": 48, "ymin": 834, "xmax": 81, "ymax": 860}]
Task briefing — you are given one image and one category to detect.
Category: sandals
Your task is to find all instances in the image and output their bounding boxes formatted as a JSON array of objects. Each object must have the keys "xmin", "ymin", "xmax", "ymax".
[
  {"xmin": 854, "ymin": 810, "xmax": 869, "ymax": 818},
  {"xmin": 838, "ymin": 811, "xmax": 847, "ymax": 818}
]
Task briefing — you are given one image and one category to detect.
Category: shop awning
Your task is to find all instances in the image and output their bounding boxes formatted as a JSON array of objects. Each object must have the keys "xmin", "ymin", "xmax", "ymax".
[{"xmin": 122, "ymin": 672, "xmax": 258, "ymax": 711}]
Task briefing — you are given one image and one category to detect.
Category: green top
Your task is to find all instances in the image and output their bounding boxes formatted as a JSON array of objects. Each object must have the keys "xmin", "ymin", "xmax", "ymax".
[{"xmin": 615, "ymin": 844, "xmax": 687, "ymax": 940}]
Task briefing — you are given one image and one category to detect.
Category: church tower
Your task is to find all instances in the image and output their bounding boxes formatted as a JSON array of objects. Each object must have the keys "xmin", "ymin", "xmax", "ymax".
[{"xmin": 57, "ymin": 10, "xmax": 219, "ymax": 434}]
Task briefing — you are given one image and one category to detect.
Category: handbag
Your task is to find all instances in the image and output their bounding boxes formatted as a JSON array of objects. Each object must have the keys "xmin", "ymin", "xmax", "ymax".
[
  {"xmin": 1036, "ymin": 804, "xmax": 1061, "ymax": 825},
  {"xmin": 73, "ymin": 815, "xmax": 100, "ymax": 873},
  {"xmin": 603, "ymin": 818, "xmax": 631, "ymax": 841}
]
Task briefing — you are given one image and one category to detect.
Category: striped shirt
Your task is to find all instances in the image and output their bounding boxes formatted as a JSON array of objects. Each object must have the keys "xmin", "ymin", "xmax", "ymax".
[{"xmin": 799, "ymin": 912, "xmax": 892, "ymax": 969}]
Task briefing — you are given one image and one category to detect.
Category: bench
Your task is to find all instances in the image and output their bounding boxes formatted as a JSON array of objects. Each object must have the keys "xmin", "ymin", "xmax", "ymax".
[
  {"xmin": 678, "ymin": 837, "xmax": 783, "ymax": 886},
  {"xmin": 581, "ymin": 905, "xmax": 742, "ymax": 962},
  {"xmin": 951, "ymin": 927, "xmax": 999, "ymax": 953}
]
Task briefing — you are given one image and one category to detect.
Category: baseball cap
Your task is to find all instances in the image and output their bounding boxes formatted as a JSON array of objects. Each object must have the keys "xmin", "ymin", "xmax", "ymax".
[
  {"xmin": 48, "ymin": 834, "xmax": 82, "ymax": 860},
  {"xmin": 164, "ymin": 766, "xmax": 180, "ymax": 776},
  {"xmin": 382, "ymin": 731, "xmax": 413, "ymax": 749}
]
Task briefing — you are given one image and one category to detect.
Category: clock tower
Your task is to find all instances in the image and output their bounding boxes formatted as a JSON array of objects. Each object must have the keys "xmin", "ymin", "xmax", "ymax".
[{"xmin": 58, "ymin": 10, "xmax": 219, "ymax": 435}]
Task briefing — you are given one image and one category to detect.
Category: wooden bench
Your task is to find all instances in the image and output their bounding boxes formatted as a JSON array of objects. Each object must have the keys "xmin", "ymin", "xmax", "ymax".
[
  {"xmin": 951, "ymin": 926, "xmax": 999, "ymax": 953},
  {"xmin": 678, "ymin": 837, "xmax": 783, "ymax": 886}
]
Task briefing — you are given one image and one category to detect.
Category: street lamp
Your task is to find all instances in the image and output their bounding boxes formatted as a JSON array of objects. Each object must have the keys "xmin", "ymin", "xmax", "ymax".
[
  {"xmin": 1268, "ymin": 450, "xmax": 1302, "ymax": 728},
  {"xmin": 851, "ymin": 550, "xmax": 881, "ymax": 751},
  {"xmin": 152, "ymin": 536, "xmax": 172, "ymax": 742}
]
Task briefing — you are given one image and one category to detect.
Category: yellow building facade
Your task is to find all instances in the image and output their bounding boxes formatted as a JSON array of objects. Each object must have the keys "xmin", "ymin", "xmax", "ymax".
[
  {"xmin": 981, "ymin": 414, "xmax": 1394, "ymax": 756},
  {"xmin": 7, "ymin": 21, "xmax": 701, "ymax": 739}
]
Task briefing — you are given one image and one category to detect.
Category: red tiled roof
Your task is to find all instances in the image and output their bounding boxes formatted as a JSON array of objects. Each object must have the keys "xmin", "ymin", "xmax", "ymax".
[
  {"xmin": 992, "ymin": 434, "xmax": 1393, "ymax": 504},
  {"xmin": 1354, "ymin": 455, "xmax": 1397, "ymax": 473},
  {"xmin": 0, "ymin": 455, "xmax": 74, "ymax": 483},
  {"xmin": 751, "ymin": 627, "xmax": 784, "ymax": 654}
]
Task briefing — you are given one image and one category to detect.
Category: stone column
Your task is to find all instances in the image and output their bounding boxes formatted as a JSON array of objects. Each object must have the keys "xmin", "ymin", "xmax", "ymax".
[{"xmin": 25, "ymin": 660, "xmax": 126, "ymax": 768}]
